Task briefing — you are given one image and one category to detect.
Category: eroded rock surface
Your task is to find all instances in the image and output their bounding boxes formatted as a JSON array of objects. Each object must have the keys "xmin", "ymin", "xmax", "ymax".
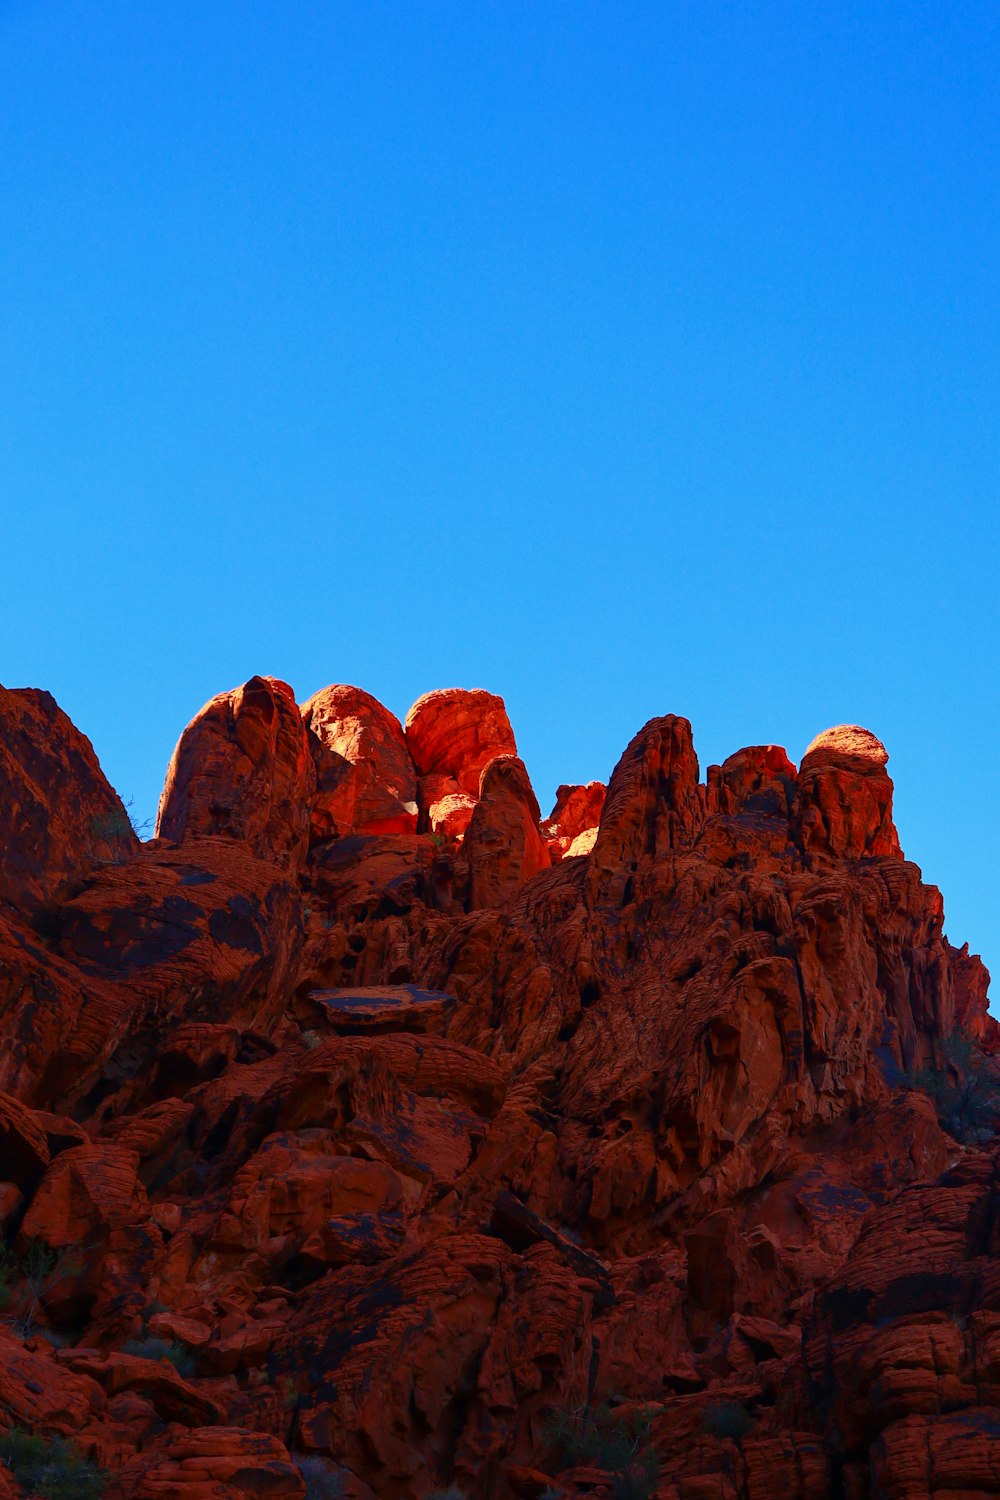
[
  {"xmin": 0, "ymin": 678, "xmax": 993, "ymax": 1500},
  {"xmin": 302, "ymin": 685, "xmax": 418, "ymax": 840},
  {"xmin": 0, "ymin": 683, "xmax": 138, "ymax": 914},
  {"xmin": 544, "ymin": 781, "xmax": 606, "ymax": 861},
  {"xmin": 156, "ymin": 677, "xmax": 315, "ymax": 868}
]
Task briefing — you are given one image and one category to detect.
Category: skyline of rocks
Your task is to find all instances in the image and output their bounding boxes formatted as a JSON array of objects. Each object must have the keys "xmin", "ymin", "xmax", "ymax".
[{"xmin": 0, "ymin": 675, "xmax": 993, "ymax": 1498}]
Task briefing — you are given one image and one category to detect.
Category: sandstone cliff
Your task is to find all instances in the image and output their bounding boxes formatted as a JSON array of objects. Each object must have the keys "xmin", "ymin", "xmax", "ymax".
[{"xmin": 0, "ymin": 678, "xmax": 993, "ymax": 1500}]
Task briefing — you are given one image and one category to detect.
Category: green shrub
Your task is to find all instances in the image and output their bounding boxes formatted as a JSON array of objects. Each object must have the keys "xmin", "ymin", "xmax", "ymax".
[
  {"xmin": 0, "ymin": 1238, "xmax": 79, "ymax": 1334},
  {"xmin": 702, "ymin": 1400, "xmax": 754, "ymax": 1441},
  {"xmin": 291, "ymin": 1457, "xmax": 346, "ymax": 1499},
  {"xmin": 121, "ymin": 1336, "xmax": 196, "ymax": 1378},
  {"xmin": 22, "ymin": 1239, "xmax": 59, "ymax": 1287},
  {"xmin": 90, "ymin": 797, "xmax": 151, "ymax": 845},
  {"xmin": 906, "ymin": 1033, "xmax": 1000, "ymax": 1144},
  {"xmin": 2, "ymin": 1426, "xmax": 105, "ymax": 1499},
  {"xmin": 544, "ymin": 1403, "xmax": 659, "ymax": 1500}
]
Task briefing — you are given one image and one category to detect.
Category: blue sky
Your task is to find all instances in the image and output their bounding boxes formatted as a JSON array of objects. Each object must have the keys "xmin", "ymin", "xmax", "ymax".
[{"xmin": 1, "ymin": 2, "xmax": 997, "ymax": 988}]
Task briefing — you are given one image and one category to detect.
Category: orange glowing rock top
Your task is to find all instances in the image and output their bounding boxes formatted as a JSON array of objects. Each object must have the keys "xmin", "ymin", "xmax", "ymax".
[
  {"xmin": 404, "ymin": 687, "xmax": 517, "ymax": 795},
  {"xmin": 802, "ymin": 723, "xmax": 890, "ymax": 768}
]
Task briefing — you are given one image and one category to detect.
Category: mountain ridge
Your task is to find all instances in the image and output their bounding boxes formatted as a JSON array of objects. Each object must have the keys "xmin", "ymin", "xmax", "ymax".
[{"xmin": 0, "ymin": 675, "xmax": 994, "ymax": 1500}]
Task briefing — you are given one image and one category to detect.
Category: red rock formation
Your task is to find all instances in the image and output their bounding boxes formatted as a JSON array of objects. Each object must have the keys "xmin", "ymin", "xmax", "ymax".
[
  {"xmin": 802, "ymin": 1147, "xmax": 1000, "ymax": 1497},
  {"xmin": 463, "ymin": 755, "xmax": 551, "ymax": 910},
  {"xmin": 427, "ymin": 789, "xmax": 478, "ymax": 840},
  {"xmin": 709, "ymin": 742, "xmax": 796, "ymax": 815},
  {"xmin": 546, "ymin": 781, "xmax": 606, "ymax": 838},
  {"xmin": 543, "ymin": 781, "xmax": 606, "ymax": 861},
  {"xmin": 0, "ymin": 682, "xmax": 138, "ymax": 914},
  {"xmin": 301, "ymin": 685, "xmax": 418, "ymax": 840},
  {"xmin": 156, "ymin": 677, "xmax": 315, "ymax": 868},
  {"xmin": 585, "ymin": 713, "xmax": 704, "ymax": 903},
  {"xmin": 0, "ymin": 686, "xmax": 994, "ymax": 1500},
  {"xmin": 793, "ymin": 723, "xmax": 902, "ymax": 861},
  {"xmin": 406, "ymin": 686, "xmax": 517, "ymax": 793}
]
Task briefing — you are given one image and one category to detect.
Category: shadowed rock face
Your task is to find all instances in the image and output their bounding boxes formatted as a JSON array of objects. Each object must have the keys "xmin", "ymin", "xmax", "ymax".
[
  {"xmin": 0, "ymin": 684, "xmax": 138, "ymax": 914},
  {"xmin": 463, "ymin": 755, "xmax": 551, "ymax": 910},
  {"xmin": 794, "ymin": 723, "xmax": 902, "ymax": 861},
  {"xmin": 156, "ymin": 676, "xmax": 315, "ymax": 869},
  {"xmin": 0, "ymin": 679, "xmax": 994, "ymax": 1500}
]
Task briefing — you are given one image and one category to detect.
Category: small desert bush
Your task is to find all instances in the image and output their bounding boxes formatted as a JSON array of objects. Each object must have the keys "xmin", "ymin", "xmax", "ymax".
[
  {"xmin": 0, "ymin": 1238, "xmax": 80, "ymax": 1334},
  {"xmin": 702, "ymin": 1400, "xmax": 754, "ymax": 1441},
  {"xmin": 2, "ymin": 1426, "xmax": 105, "ymax": 1499},
  {"xmin": 121, "ymin": 1335, "xmax": 196, "ymax": 1378},
  {"xmin": 544, "ymin": 1403, "xmax": 659, "ymax": 1500},
  {"xmin": 291, "ymin": 1456, "xmax": 346, "ymax": 1499},
  {"xmin": 905, "ymin": 1033, "xmax": 1000, "ymax": 1144}
]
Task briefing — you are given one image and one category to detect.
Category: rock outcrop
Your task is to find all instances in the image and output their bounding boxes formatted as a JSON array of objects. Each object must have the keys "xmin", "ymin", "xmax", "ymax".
[
  {"xmin": 794, "ymin": 723, "xmax": 902, "ymax": 861},
  {"xmin": 0, "ymin": 676, "xmax": 993, "ymax": 1500},
  {"xmin": 463, "ymin": 755, "xmax": 551, "ymax": 909},
  {"xmin": 405, "ymin": 687, "xmax": 518, "ymax": 840},
  {"xmin": 405, "ymin": 687, "xmax": 518, "ymax": 794},
  {"xmin": 543, "ymin": 780, "xmax": 606, "ymax": 861},
  {"xmin": 156, "ymin": 677, "xmax": 315, "ymax": 869},
  {"xmin": 302, "ymin": 685, "xmax": 418, "ymax": 840},
  {"xmin": 0, "ymin": 684, "xmax": 138, "ymax": 914}
]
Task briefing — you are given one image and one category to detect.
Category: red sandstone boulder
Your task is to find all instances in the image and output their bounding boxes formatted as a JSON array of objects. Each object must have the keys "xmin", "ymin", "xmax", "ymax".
[
  {"xmin": 544, "ymin": 781, "xmax": 606, "ymax": 861},
  {"xmin": 60, "ymin": 1346, "xmax": 221, "ymax": 1425},
  {"xmin": 21, "ymin": 1144, "xmax": 147, "ymax": 1253},
  {"xmin": 793, "ymin": 723, "xmax": 902, "ymax": 860},
  {"xmin": 546, "ymin": 781, "xmax": 606, "ymax": 840},
  {"xmin": 301, "ymin": 685, "xmax": 418, "ymax": 840},
  {"xmin": 0, "ymin": 1326, "xmax": 106, "ymax": 1433},
  {"xmin": 405, "ymin": 687, "xmax": 517, "ymax": 796},
  {"xmin": 0, "ymin": 682, "xmax": 138, "ymax": 914},
  {"xmin": 710, "ymin": 743, "xmax": 796, "ymax": 815},
  {"xmin": 427, "ymin": 790, "xmax": 478, "ymax": 840},
  {"xmin": 463, "ymin": 756, "xmax": 551, "ymax": 910},
  {"xmin": 0, "ymin": 1092, "xmax": 51, "ymax": 1187},
  {"xmin": 586, "ymin": 714, "xmax": 704, "ymax": 903},
  {"xmin": 156, "ymin": 677, "xmax": 315, "ymax": 868},
  {"xmin": 120, "ymin": 1427, "xmax": 306, "ymax": 1499}
]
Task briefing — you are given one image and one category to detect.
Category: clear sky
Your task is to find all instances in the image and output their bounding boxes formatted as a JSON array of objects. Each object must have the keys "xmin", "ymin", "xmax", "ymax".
[{"xmin": 1, "ymin": 3, "xmax": 997, "ymax": 990}]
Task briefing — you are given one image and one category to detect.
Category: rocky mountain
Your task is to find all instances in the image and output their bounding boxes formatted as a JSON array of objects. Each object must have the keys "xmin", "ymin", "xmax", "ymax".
[{"xmin": 0, "ymin": 675, "xmax": 994, "ymax": 1500}]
